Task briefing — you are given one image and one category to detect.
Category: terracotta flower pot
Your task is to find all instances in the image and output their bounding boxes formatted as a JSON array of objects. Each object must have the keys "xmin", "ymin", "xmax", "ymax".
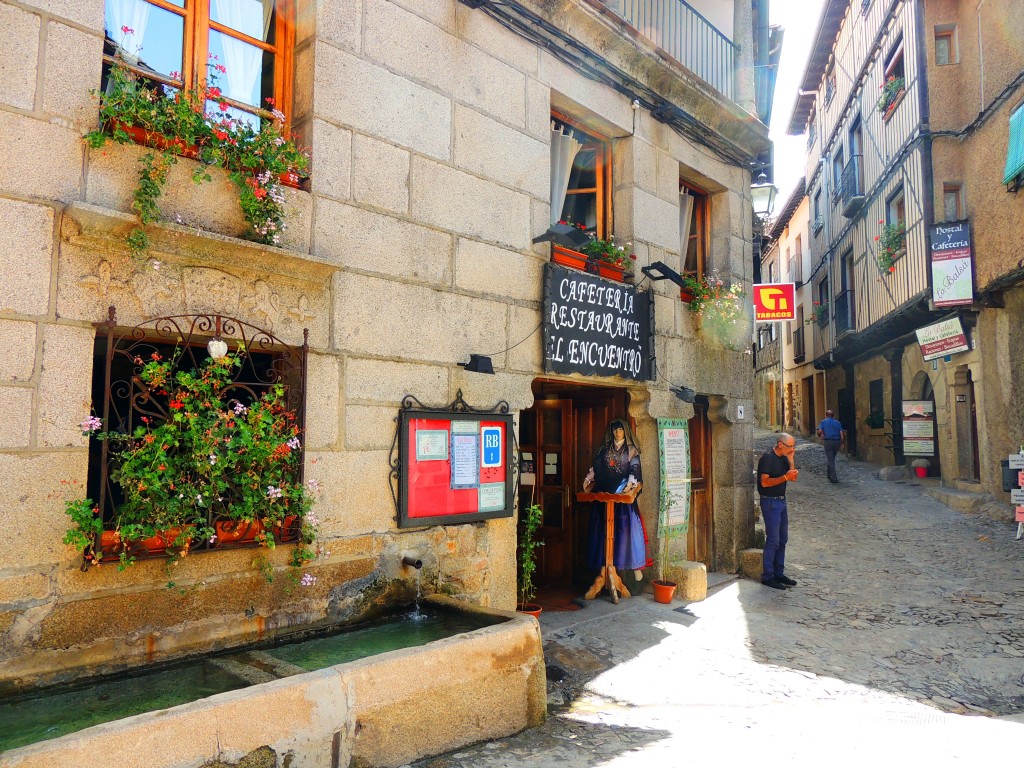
[
  {"xmin": 517, "ymin": 603, "xmax": 543, "ymax": 618},
  {"xmin": 652, "ymin": 579, "xmax": 677, "ymax": 604},
  {"xmin": 914, "ymin": 466, "xmax": 928, "ymax": 478},
  {"xmin": 551, "ymin": 246, "xmax": 630, "ymax": 283}
]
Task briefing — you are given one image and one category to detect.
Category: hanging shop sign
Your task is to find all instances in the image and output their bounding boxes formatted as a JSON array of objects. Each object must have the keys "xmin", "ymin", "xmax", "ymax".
[
  {"xmin": 929, "ymin": 220, "xmax": 975, "ymax": 307},
  {"xmin": 752, "ymin": 283, "xmax": 796, "ymax": 322},
  {"xmin": 657, "ymin": 418, "xmax": 691, "ymax": 534},
  {"xmin": 542, "ymin": 263, "xmax": 654, "ymax": 381},
  {"xmin": 902, "ymin": 400, "xmax": 935, "ymax": 457},
  {"xmin": 915, "ymin": 316, "xmax": 969, "ymax": 361},
  {"xmin": 395, "ymin": 392, "xmax": 514, "ymax": 528}
]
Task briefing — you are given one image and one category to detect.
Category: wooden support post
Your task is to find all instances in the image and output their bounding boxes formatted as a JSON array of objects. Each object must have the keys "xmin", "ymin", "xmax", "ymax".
[{"xmin": 577, "ymin": 490, "xmax": 638, "ymax": 604}]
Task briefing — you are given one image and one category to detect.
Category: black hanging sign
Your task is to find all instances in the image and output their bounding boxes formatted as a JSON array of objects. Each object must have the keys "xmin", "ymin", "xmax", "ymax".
[{"xmin": 542, "ymin": 263, "xmax": 654, "ymax": 381}]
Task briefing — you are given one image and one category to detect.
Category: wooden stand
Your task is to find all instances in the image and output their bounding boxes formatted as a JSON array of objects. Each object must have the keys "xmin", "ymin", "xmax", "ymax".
[{"xmin": 577, "ymin": 490, "xmax": 639, "ymax": 604}]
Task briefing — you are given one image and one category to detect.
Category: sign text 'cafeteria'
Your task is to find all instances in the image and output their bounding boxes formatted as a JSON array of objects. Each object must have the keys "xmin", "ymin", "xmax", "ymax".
[{"xmin": 542, "ymin": 263, "xmax": 653, "ymax": 381}]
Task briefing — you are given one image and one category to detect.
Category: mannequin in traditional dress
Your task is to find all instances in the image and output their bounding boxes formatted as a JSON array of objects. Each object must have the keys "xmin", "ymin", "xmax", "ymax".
[{"xmin": 583, "ymin": 418, "xmax": 651, "ymax": 579}]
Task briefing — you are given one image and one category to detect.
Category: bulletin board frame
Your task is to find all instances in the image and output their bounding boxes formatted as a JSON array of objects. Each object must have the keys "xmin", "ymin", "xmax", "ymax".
[{"xmin": 392, "ymin": 390, "xmax": 515, "ymax": 528}]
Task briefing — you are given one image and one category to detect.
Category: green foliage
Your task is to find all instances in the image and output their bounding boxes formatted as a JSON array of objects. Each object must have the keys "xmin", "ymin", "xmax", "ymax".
[
  {"xmin": 864, "ymin": 411, "xmax": 886, "ymax": 429},
  {"xmin": 876, "ymin": 221, "xmax": 906, "ymax": 273},
  {"xmin": 579, "ymin": 235, "xmax": 635, "ymax": 269},
  {"xmin": 806, "ymin": 301, "xmax": 828, "ymax": 326},
  {"xmin": 66, "ymin": 349, "xmax": 319, "ymax": 581},
  {"xmin": 84, "ymin": 57, "xmax": 308, "ymax": 257},
  {"xmin": 517, "ymin": 503, "xmax": 544, "ymax": 608},
  {"xmin": 681, "ymin": 273, "xmax": 746, "ymax": 324},
  {"xmin": 877, "ymin": 75, "xmax": 905, "ymax": 114}
]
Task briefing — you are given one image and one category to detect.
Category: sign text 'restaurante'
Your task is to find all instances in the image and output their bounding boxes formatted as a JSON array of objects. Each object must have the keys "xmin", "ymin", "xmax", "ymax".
[{"xmin": 542, "ymin": 263, "xmax": 652, "ymax": 380}]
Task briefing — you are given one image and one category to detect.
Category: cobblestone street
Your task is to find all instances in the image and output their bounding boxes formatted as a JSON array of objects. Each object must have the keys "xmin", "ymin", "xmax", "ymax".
[{"xmin": 412, "ymin": 430, "xmax": 1024, "ymax": 767}]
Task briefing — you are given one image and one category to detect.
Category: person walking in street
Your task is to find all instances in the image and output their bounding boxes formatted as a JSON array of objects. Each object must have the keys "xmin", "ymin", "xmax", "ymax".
[
  {"xmin": 816, "ymin": 409, "xmax": 847, "ymax": 484},
  {"xmin": 757, "ymin": 433, "xmax": 799, "ymax": 590}
]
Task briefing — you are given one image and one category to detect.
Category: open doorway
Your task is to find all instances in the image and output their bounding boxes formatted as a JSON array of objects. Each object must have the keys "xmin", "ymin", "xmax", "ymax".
[{"xmin": 517, "ymin": 380, "xmax": 631, "ymax": 607}]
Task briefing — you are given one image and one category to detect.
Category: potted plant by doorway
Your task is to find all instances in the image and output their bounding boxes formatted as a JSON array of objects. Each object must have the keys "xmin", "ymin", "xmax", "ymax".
[
  {"xmin": 911, "ymin": 458, "xmax": 931, "ymax": 478},
  {"xmin": 652, "ymin": 491, "xmax": 682, "ymax": 604},
  {"xmin": 517, "ymin": 502, "xmax": 544, "ymax": 617}
]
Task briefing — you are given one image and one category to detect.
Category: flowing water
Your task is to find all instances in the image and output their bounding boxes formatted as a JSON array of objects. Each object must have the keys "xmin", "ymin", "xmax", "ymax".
[{"xmin": 0, "ymin": 607, "xmax": 502, "ymax": 753}]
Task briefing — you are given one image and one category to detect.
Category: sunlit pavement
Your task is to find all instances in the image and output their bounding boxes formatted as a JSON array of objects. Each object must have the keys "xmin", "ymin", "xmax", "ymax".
[{"xmin": 412, "ymin": 430, "xmax": 1024, "ymax": 767}]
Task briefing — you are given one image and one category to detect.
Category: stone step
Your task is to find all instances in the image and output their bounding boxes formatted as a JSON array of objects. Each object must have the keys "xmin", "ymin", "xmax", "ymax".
[{"xmin": 923, "ymin": 485, "xmax": 990, "ymax": 515}]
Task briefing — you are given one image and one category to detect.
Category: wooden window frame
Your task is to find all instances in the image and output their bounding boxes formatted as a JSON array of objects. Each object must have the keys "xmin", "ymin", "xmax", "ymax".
[
  {"xmin": 942, "ymin": 182, "xmax": 963, "ymax": 221},
  {"xmin": 102, "ymin": 0, "xmax": 296, "ymax": 125},
  {"xmin": 884, "ymin": 37, "xmax": 906, "ymax": 83},
  {"xmin": 680, "ymin": 181, "xmax": 709, "ymax": 281},
  {"xmin": 934, "ymin": 25, "xmax": 958, "ymax": 66},
  {"xmin": 551, "ymin": 111, "xmax": 612, "ymax": 239}
]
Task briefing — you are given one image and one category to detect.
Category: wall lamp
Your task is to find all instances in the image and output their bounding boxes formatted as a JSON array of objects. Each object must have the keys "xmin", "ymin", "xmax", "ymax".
[
  {"xmin": 751, "ymin": 171, "xmax": 778, "ymax": 219},
  {"xmin": 671, "ymin": 386, "xmax": 696, "ymax": 403},
  {"xmin": 532, "ymin": 222, "xmax": 592, "ymax": 250},
  {"xmin": 461, "ymin": 354, "xmax": 494, "ymax": 375},
  {"xmin": 641, "ymin": 261, "xmax": 687, "ymax": 290}
]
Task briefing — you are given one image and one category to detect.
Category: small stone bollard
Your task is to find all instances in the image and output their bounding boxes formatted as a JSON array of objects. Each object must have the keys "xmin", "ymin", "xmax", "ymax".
[
  {"xmin": 665, "ymin": 561, "xmax": 707, "ymax": 602},
  {"xmin": 739, "ymin": 548, "xmax": 764, "ymax": 580}
]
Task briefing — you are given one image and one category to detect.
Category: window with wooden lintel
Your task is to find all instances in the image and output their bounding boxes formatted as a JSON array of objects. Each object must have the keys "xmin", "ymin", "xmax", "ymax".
[
  {"xmin": 1002, "ymin": 102, "xmax": 1024, "ymax": 192},
  {"xmin": 102, "ymin": 0, "xmax": 295, "ymax": 131}
]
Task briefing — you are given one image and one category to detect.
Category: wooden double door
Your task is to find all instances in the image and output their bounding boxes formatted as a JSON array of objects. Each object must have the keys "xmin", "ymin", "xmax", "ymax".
[{"xmin": 518, "ymin": 384, "xmax": 716, "ymax": 586}]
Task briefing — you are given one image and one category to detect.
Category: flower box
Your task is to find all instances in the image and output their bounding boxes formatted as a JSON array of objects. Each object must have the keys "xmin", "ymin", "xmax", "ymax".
[
  {"xmin": 111, "ymin": 121, "xmax": 303, "ymax": 189},
  {"xmin": 881, "ymin": 89, "xmax": 905, "ymax": 122},
  {"xmin": 552, "ymin": 245, "xmax": 629, "ymax": 283}
]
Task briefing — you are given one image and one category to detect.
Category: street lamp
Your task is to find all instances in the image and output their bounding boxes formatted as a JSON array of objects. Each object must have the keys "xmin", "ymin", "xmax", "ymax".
[{"xmin": 751, "ymin": 171, "xmax": 778, "ymax": 219}]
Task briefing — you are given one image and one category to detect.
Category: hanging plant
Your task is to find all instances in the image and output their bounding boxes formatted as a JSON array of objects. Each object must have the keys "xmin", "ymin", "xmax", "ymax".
[
  {"xmin": 84, "ymin": 53, "xmax": 309, "ymax": 260},
  {"xmin": 875, "ymin": 219, "xmax": 906, "ymax": 273},
  {"xmin": 877, "ymin": 75, "xmax": 905, "ymax": 115}
]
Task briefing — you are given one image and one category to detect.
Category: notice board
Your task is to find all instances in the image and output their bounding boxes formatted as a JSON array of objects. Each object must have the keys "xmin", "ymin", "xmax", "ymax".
[
  {"xmin": 657, "ymin": 418, "xmax": 691, "ymax": 535},
  {"xmin": 398, "ymin": 409, "xmax": 514, "ymax": 528}
]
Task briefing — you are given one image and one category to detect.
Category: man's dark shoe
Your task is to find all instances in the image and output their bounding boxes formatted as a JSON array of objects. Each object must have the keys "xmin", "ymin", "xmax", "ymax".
[
  {"xmin": 776, "ymin": 575, "xmax": 797, "ymax": 586},
  {"xmin": 761, "ymin": 578, "xmax": 786, "ymax": 590}
]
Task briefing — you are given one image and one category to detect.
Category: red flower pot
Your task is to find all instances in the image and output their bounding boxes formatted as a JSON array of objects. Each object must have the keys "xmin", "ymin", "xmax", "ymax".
[
  {"xmin": 914, "ymin": 466, "xmax": 928, "ymax": 478},
  {"xmin": 517, "ymin": 603, "xmax": 543, "ymax": 618},
  {"xmin": 551, "ymin": 246, "xmax": 630, "ymax": 283},
  {"xmin": 652, "ymin": 579, "xmax": 677, "ymax": 604}
]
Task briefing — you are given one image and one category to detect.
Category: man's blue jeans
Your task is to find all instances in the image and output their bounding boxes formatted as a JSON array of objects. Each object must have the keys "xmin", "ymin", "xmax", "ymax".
[{"xmin": 760, "ymin": 496, "xmax": 788, "ymax": 581}]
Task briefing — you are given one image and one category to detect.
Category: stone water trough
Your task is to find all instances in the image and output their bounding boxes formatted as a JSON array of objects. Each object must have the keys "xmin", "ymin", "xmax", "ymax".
[{"xmin": 0, "ymin": 597, "xmax": 545, "ymax": 768}]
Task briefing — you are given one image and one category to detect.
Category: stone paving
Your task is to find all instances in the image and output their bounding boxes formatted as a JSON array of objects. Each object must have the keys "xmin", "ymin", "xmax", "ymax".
[{"xmin": 411, "ymin": 430, "xmax": 1024, "ymax": 767}]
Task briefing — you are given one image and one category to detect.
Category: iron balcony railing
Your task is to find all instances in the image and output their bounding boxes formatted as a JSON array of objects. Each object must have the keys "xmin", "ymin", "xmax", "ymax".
[
  {"xmin": 835, "ymin": 289, "xmax": 855, "ymax": 335},
  {"xmin": 841, "ymin": 154, "xmax": 865, "ymax": 217},
  {"xmin": 617, "ymin": 0, "xmax": 737, "ymax": 100},
  {"xmin": 793, "ymin": 326, "xmax": 805, "ymax": 362}
]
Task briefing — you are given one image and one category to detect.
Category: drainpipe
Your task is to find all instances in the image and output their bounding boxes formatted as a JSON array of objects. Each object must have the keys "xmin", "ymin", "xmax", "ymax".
[{"xmin": 977, "ymin": 0, "xmax": 988, "ymax": 114}]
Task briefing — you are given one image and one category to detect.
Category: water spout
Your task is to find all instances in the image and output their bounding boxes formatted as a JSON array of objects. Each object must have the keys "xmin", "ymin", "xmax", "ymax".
[{"xmin": 401, "ymin": 555, "xmax": 423, "ymax": 570}]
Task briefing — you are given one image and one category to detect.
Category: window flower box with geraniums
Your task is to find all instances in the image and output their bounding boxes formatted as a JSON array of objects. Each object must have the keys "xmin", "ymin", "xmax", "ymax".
[
  {"xmin": 680, "ymin": 273, "xmax": 747, "ymax": 347},
  {"xmin": 550, "ymin": 220, "xmax": 636, "ymax": 282},
  {"xmin": 84, "ymin": 46, "xmax": 308, "ymax": 260},
  {"xmin": 64, "ymin": 348, "xmax": 322, "ymax": 586},
  {"xmin": 875, "ymin": 219, "xmax": 906, "ymax": 273},
  {"xmin": 877, "ymin": 75, "xmax": 905, "ymax": 118}
]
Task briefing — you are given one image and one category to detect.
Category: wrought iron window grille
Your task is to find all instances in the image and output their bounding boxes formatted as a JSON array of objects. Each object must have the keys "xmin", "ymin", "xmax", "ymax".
[{"xmin": 86, "ymin": 306, "xmax": 309, "ymax": 566}]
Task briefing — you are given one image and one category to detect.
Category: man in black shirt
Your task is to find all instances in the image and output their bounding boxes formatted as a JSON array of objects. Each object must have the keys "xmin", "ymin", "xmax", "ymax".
[{"xmin": 757, "ymin": 433, "xmax": 799, "ymax": 590}]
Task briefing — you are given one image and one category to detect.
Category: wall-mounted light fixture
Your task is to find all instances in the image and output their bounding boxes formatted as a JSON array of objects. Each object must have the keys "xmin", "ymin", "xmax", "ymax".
[
  {"xmin": 461, "ymin": 354, "xmax": 494, "ymax": 375},
  {"xmin": 671, "ymin": 385, "xmax": 696, "ymax": 403},
  {"xmin": 640, "ymin": 261, "xmax": 687, "ymax": 290},
  {"xmin": 751, "ymin": 171, "xmax": 778, "ymax": 219},
  {"xmin": 532, "ymin": 222, "xmax": 592, "ymax": 250}
]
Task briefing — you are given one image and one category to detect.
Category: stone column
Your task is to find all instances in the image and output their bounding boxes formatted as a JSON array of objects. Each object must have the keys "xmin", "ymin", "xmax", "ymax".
[
  {"xmin": 885, "ymin": 346, "xmax": 904, "ymax": 465},
  {"xmin": 952, "ymin": 365, "xmax": 975, "ymax": 481}
]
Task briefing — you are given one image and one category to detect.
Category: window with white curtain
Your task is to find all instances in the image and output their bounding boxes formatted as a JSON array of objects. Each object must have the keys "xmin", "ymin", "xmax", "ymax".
[
  {"xmin": 550, "ymin": 114, "xmax": 610, "ymax": 238},
  {"xmin": 102, "ymin": 0, "xmax": 293, "ymax": 129}
]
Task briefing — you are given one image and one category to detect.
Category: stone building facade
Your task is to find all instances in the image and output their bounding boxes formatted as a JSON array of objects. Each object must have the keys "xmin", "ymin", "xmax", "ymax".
[{"xmin": 0, "ymin": 0, "xmax": 769, "ymax": 690}]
